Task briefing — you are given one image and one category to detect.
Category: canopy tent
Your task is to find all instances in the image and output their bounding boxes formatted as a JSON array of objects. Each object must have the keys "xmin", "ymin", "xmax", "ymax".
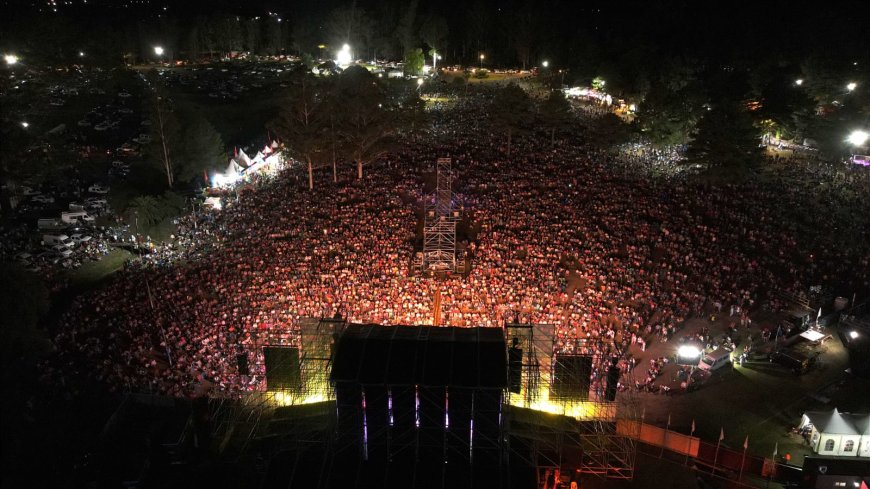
[
  {"xmin": 799, "ymin": 329, "xmax": 826, "ymax": 342},
  {"xmin": 213, "ymin": 140, "xmax": 287, "ymax": 187},
  {"xmin": 801, "ymin": 409, "xmax": 870, "ymax": 457}
]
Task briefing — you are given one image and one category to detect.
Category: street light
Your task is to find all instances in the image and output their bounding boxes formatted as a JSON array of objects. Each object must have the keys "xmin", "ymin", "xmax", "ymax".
[
  {"xmin": 846, "ymin": 82, "xmax": 857, "ymax": 91},
  {"xmin": 795, "ymin": 78, "xmax": 804, "ymax": 86},
  {"xmin": 417, "ymin": 77, "xmax": 424, "ymax": 86},
  {"xmin": 21, "ymin": 121, "xmax": 29, "ymax": 128},
  {"xmin": 79, "ymin": 51, "xmax": 85, "ymax": 57},
  {"xmin": 542, "ymin": 60, "xmax": 549, "ymax": 68},
  {"xmin": 850, "ymin": 331, "xmax": 860, "ymax": 339},
  {"xmin": 847, "ymin": 130, "xmax": 868, "ymax": 147},
  {"xmin": 4, "ymin": 54, "xmax": 18, "ymax": 65},
  {"xmin": 154, "ymin": 46, "xmax": 164, "ymax": 56},
  {"xmin": 479, "ymin": 53, "xmax": 485, "ymax": 70}
]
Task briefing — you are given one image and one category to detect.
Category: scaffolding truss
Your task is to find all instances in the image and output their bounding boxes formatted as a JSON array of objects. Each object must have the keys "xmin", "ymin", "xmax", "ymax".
[
  {"xmin": 422, "ymin": 157, "xmax": 459, "ymax": 273},
  {"xmin": 504, "ymin": 323, "xmax": 555, "ymax": 407},
  {"xmin": 502, "ymin": 323, "xmax": 639, "ymax": 482}
]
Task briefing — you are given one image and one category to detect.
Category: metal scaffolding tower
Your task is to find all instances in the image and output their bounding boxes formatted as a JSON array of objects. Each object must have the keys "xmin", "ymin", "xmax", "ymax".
[
  {"xmin": 422, "ymin": 158, "xmax": 459, "ymax": 273},
  {"xmin": 503, "ymin": 323, "xmax": 639, "ymax": 482}
]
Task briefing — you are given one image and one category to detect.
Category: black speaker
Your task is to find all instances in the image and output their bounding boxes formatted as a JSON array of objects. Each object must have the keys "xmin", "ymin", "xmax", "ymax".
[
  {"xmin": 236, "ymin": 353, "xmax": 249, "ymax": 375},
  {"xmin": 508, "ymin": 347, "xmax": 523, "ymax": 394},
  {"xmin": 263, "ymin": 347, "xmax": 301, "ymax": 390},
  {"xmin": 605, "ymin": 361, "xmax": 620, "ymax": 401},
  {"xmin": 552, "ymin": 355, "xmax": 592, "ymax": 400}
]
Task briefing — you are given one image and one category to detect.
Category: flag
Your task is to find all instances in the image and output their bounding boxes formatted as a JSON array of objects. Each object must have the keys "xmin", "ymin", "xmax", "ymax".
[
  {"xmin": 719, "ymin": 428, "xmax": 725, "ymax": 441},
  {"xmin": 817, "ymin": 307, "xmax": 822, "ymax": 319},
  {"xmin": 691, "ymin": 419, "xmax": 696, "ymax": 434},
  {"xmin": 743, "ymin": 435, "xmax": 749, "ymax": 450}
]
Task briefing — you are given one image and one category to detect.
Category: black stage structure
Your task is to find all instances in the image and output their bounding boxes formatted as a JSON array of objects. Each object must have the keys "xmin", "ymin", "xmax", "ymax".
[{"xmin": 216, "ymin": 320, "xmax": 637, "ymax": 489}]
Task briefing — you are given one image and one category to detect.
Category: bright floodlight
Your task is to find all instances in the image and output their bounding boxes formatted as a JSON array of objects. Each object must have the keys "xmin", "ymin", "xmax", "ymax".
[
  {"xmin": 154, "ymin": 46, "xmax": 164, "ymax": 56},
  {"xmin": 336, "ymin": 43, "xmax": 352, "ymax": 67},
  {"xmin": 542, "ymin": 60, "xmax": 549, "ymax": 68},
  {"xmin": 850, "ymin": 331, "xmax": 860, "ymax": 339},
  {"xmin": 21, "ymin": 121, "xmax": 29, "ymax": 128},
  {"xmin": 846, "ymin": 82, "xmax": 857, "ymax": 91},
  {"xmin": 4, "ymin": 54, "xmax": 18, "ymax": 65},
  {"xmin": 795, "ymin": 78, "xmax": 804, "ymax": 86},
  {"xmin": 848, "ymin": 130, "xmax": 869, "ymax": 147},
  {"xmin": 678, "ymin": 345, "xmax": 702, "ymax": 359},
  {"xmin": 417, "ymin": 78, "xmax": 424, "ymax": 86}
]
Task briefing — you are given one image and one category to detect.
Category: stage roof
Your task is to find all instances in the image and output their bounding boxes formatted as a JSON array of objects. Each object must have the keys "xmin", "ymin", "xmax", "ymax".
[{"xmin": 330, "ymin": 325, "xmax": 507, "ymax": 388}]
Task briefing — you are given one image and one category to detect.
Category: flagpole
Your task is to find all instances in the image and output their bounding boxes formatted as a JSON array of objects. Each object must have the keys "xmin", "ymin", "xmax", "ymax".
[
  {"xmin": 767, "ymin": 442, "xmax": 778, "ymax": 489},
  {"xmin": 685, "ymin": 419, "xmax": 695, "ymax": 466},
  {"xmin": 739, "ymin": 436, "xmax": 749, "ymax": 481},
  {"xmin": 661, "ymin": 414, "xmax": 671, "ymax": 458},
  {"xmin": 713, "ymin": 428, "xmax": 723, "ymax": 472}
]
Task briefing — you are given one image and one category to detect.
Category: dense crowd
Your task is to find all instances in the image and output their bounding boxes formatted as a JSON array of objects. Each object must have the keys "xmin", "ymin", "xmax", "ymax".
[{"xmin": 43, "ymin": 94, "xmax": 870, "ymax": 400}]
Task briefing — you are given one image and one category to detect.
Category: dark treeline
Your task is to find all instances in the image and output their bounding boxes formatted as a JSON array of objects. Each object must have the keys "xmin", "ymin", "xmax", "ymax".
[{"xmin": 2, "ymin": 0, "xmax": 867, "ymax": 154}]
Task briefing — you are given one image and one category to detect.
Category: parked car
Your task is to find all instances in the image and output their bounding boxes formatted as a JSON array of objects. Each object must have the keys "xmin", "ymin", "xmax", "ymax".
[
  {"xmin": 69, "ymin": 233, "xmax": 92, "ymax": 244},
  {"xmin": 32, "ymin": 194, "xmax": 55, "ymax": 204},
  {"xmin": 88, "ymin": 184, "xmax": 110, "ymax": 194},
  {"xmin": 46, "ymin": 244, "xmax": 74, "ymax": 257},
  {"xmin": 85, "ymin": 197, "xmax": 108, "ymax": 206},
  {"xmin": 43, "ymin": 234, "xmax": 74, "ymax": 248}
]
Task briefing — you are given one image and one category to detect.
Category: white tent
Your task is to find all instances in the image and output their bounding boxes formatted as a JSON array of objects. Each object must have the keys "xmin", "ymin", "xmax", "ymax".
[{"xmin": 801, "ymin": 408, "xmax": 870, "ymax": 457}]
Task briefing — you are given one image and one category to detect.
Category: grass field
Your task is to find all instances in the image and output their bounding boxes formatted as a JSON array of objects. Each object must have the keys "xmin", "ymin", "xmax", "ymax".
[{"xmin": 67, "ymin": 248, "xmax": 132, "ymax": 287}]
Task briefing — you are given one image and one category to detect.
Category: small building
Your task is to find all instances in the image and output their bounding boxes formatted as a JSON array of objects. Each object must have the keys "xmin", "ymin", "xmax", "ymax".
[{"xmin": 800, "ymin": 408, "xmax": 870, "ymax": 458}]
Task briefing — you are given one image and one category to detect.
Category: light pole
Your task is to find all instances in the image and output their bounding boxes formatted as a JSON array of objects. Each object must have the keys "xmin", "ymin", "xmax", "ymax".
[
  {"xmin": 154, "ymin": 46, "xmax": 164, "ymax": 64},
  {"xmin": 479, "ymin": 53, "xmax": 485, "ymax": 70},
  {"xmin": 336, "ymin": 43, "xmax": 352, "ymax": 69}
]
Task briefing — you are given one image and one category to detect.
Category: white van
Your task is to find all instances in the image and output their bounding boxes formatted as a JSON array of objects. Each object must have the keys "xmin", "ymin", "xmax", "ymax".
[
  {"xmin": 38, "ymin": 218, "xmax": 67, "ymax": 230},
  {"xmin": 61, "ymin": 211, "xmax": 94, "ymax": 224},
  {"xmin": 43, "ymin": 234, "xmax": 74, "ymax": 248},
  {"xmin": 698, "ymin": 349, "xmax": 732, "ymax": 371}
]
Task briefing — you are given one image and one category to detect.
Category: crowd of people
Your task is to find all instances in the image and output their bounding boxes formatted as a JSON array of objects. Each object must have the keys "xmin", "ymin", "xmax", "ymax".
[{"xmin": 42, "ymin": 92, "xmax": 870, "ymax": 400}]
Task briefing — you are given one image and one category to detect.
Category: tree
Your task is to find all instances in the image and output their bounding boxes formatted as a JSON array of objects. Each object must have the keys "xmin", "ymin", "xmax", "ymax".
[
  {"xmin": 490, "ymin": 84, "xmax": 532, "ymax": 158},
  {"xmin": 125, "ymin": 195, "xmax": 164, "ymax": 230},
  {"xmin": 269, "ymin": 79, "xmax": 328, "ymax": 189},
  {"xmin": 144, "ymin": 74, "xmax": 180, "ymax": 188},
  {"xmin": 176, "ymin": 112, "xmax": 225, "ymax": 184},
  {"xmin": 326, "ymin": 5, "xmax": 374, "ymax": 58},
  {"xmin": 420, "ymin": 14, "xmax": 448, "ymax": 67},
  {"xmin": 394, "ymin": 0, "xmax": 419, "ymax": 57},
  {"xmin": 334, "ymin": 66, "xmax": 396, "ymax": 179},
  {"xmin": 508, "ymin": 2, "xmax": 539, "ymax": 70},
  {"xmin": 403, "ymin": 48, "xmax": 424, "ymax": 75},
  {"xmin": 538, "ymin": 91, "xmax": 573, "ymax": 146},
  {"xmin": 686, "ymin": 103, "xmax": 764, "ymax": 177},
  {"xmin": 636, "ymin": 81, "xmax": 705, "ymax": 147}
]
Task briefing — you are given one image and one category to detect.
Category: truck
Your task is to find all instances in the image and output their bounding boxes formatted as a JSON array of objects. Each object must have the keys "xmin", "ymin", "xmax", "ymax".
[{"xmin": 769, "ymin": 349, "xmax": 815, "ymax": 375}]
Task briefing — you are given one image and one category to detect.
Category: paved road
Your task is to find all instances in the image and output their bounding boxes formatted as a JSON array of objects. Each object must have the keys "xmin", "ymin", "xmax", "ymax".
[{"xmin": 621, "ymin": 305, "xmax": 868, "ymax": 467}]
